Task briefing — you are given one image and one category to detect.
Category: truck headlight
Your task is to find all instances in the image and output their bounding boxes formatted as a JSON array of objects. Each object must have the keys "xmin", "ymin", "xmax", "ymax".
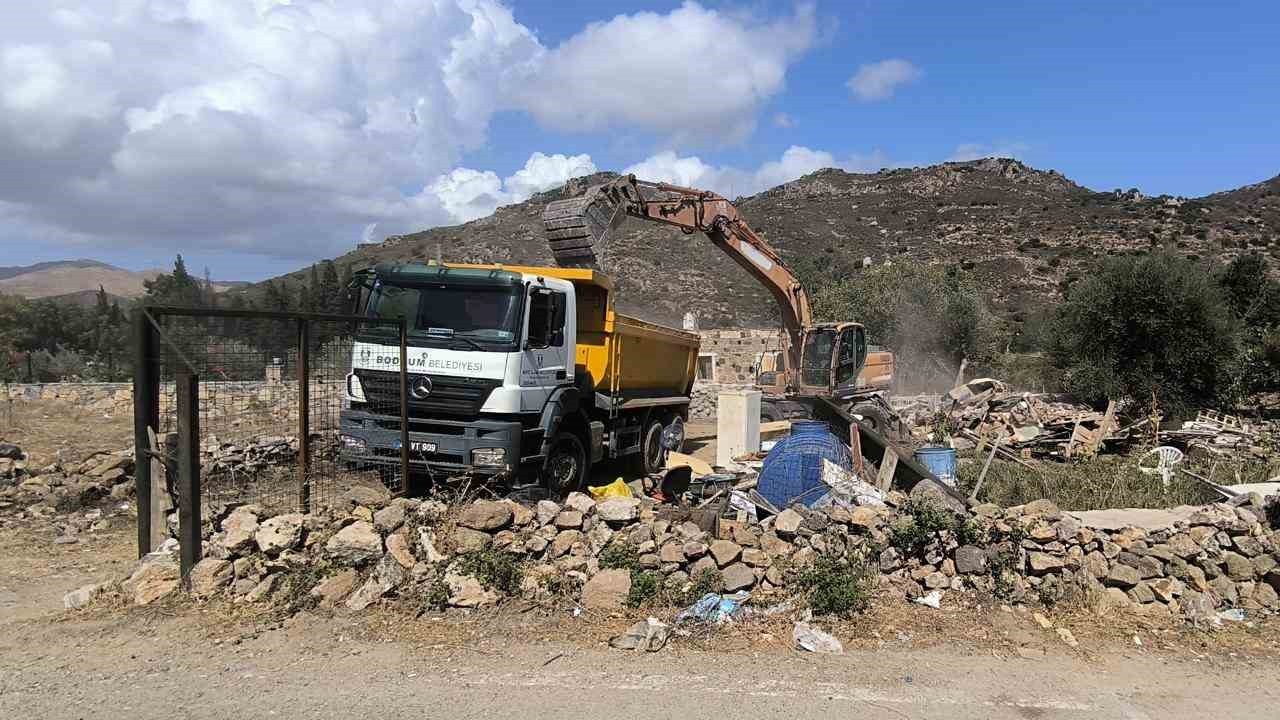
[
  {"xmin": 339, "ymin": 434, "xmax": 367, "ymax": 451},
  {"xmin": 346, "ymin": 372, "xmax": 366, "ymax": 402},
  {"xmin": 471, "ymin": 448, "xmax": 506, "ymax": 467}
]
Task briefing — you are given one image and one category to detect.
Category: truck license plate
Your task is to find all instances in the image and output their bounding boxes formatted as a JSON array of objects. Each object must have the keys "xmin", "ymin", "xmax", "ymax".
[{"xmin": 410, "ymin": 441, "xmax": 437, "ymax": 453}]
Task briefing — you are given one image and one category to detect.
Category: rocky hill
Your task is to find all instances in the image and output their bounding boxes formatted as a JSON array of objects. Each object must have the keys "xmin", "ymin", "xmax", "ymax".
[
  {"xmin": 263, "ymin": 159, "xmax": 1280, "ymax": 328},
  {"xmin": 0, "ymin": 260, "xmax": 244, "ymax": 301}
]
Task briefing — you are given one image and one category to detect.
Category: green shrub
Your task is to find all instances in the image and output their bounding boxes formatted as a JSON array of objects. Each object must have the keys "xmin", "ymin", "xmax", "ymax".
[
  {"xmin": 626, "ymin": 570, "xmax": 659, "ymax": 608},
  {"xmin": 599, "ymin": 541, "xmax": 639, "ymax": 571},
  {"xmin": 456, "ymin": 549, "xmax": 523, "ymax": 594},
  {"xmin": 796, "ymin": 554, "xmax": 876, "ymax": 618}
]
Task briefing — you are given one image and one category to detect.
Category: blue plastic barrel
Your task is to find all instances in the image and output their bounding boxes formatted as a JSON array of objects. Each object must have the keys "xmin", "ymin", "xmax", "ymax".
[
  {"xmin": 758, "ymin": 421, "xmax": 852, "ymax": 508},
  {"xmin": 914, "ymin": 446, "xmax": 957, "ymax": 487}
]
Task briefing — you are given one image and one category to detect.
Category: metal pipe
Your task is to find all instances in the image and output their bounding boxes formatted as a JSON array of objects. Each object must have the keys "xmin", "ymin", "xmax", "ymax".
[
  {"xmin": 175, "ymin": 371, "xmax": 201, "ymax": 583},
  {"xmin": 398, "ymin": 316, "xmax": 410, "ymax": 496},
  {"xmin": 297, "ymin": 318, "xmax": 311, "ymax": 513},
  {"xmin": 131, "ymin": 309, "xmax": 159, "ymax": 558}
]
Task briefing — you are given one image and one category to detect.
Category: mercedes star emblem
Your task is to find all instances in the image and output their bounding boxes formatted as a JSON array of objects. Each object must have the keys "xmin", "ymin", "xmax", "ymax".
[{"xmin": 409, "ymin": 376, "xmax": 433, "ymax": 400}]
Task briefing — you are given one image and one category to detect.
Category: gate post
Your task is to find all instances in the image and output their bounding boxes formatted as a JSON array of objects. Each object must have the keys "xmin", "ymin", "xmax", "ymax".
[
  {"xmin": 132, "ymin": 309, "xmax": 160, "ymax": 558},
  {"xmin": 297, "ymin": 319, "xmax": 311, "ymax": 512},
  {"xmin": 176, "ymin": 370, "xmax": 202, "ymax": 582},
  {"xmin": 398, "ymin": 317, "xmax": 410, "ymax": 496}
]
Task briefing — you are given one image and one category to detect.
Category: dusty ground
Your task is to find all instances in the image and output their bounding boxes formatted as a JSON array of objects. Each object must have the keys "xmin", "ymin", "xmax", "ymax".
[{"xmin": 2, "ymin": 513, "xmax": 1279, "ymax": 719}]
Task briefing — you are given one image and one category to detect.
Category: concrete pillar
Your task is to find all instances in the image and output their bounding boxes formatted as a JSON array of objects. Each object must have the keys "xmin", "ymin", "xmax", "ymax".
[{"xmin": 716, "ymin": 389, "xmax": 761, "ymax": 467}]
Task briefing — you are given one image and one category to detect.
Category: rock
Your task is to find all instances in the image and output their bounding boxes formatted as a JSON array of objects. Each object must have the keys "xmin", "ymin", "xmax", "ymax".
[
  {"xmin": 708, "ymin": 539, "xmax": 742, "ymax": 567},
  {"xmin": 310, "ymin": 569, "xmax": 359, "ymax": 607},
  {"xmin": 122, "ymin": 554, "xmax": 180, "ymax": 605},
  {"xmin": 1167, "ymin": 533, "xmax": 1200, "ymax": 558},
  {"xmin": 1150, "ymin": 577, "xmax": 1184, "ymax": 603},
  {"xmin": 244, "ymin": 574, "xmax": 280, "ymax": 603},
  {"xmin": 345, "ymin": 485, "xmax": 390, "ymax": 508},
  {"xmin": 721, "ymin": 563, "xmax": 756, "ymax": 591},
  {"xmin": 1106, "ymin": 564, "xmax": 1141, "ymax": 589},
  {"xmin": 1056, "ymin": 628, "xmax": 1079, "ymax": 648},
  {"xmin": 507, "ymin": 500, "xmax": 535, "ymax": 526},
  {"xmin": 954, "ymin": 545, "xmax": 987, "ymax": 574},
  {"xmin": 759, "ymin": 532, "xmax": 792, "ymax": 557},
  {"xmin": 638, "ymin": 553, "xmax": 661, "ymax": 570},
  {"xmin": 596, "ymin": 498, "xmax": 641, "ymax": 523},
  {"xmin": 325, "ymin": 521, "xmax": 383, "ymax": 565},
  {"xmin": 847, "ymin": 506, "xmax": 880, "ymax": 529},
  {"xmin": 1254, "ymin": 580, "xmax": 1279, "ymax": 608},
  {"xmin": 0, "ymin": 442, "xmax": 22, "ymax": 460},
  {"xmin": 1083, "ymin": 552, "xmax": 1110, "ymax": 579},
  {"xmin": 189, "ymin": 558, "xmax": 232, "ymax": 597},
  {"xmin": 254, "ymin": 513, "xmax": 304, "ymax": 555},
  {"xmin": 373, "ymin": 503, "xmax": 407, "ymax": 533},
  {"xmin": 1136, "ymin": 555, "xmax": 1164, "ymax": 580},
  {"xmin": 90, "ymin": 455, "xmax": 131, "ymax": 477},
  {"xmin": 688, "ymin": 556, "xmax": 719, "ymax": 582},
  {"xmin": 682, "ymin": 541, "xmax": 708, "ymax": 560},
  {"xmin": 446, "ymin": 571, "xmax": 499, "ymax": 608},
  {"xmin": 459, "ymin": 500, "xmax": 513, "ymax": 531},
  {"xmin": 879, "ymin": 547, "xmax": 902, "ymax": 572},
  {"xmin": 452, "ymin": 527, "xmax": 493, "ymax": 554},
  {"xmin": 581, "ymin": 568, "xmax": 631, "ymax": 610},
  {"xmin": 1210, "ymin": 576, "xmax": 1239, "ymax": 604},
  {"xmin": 554, "ymin": 510, "xmax": 584, "ymax": 529},
  {"xmin": 741, "ymin": 547, "xmax": 769, "ymax": 567},
  {"xmin": 1128, "ymin": 582, "xmax": 1156, "ymax": 604},
  {"xmin": 1028, "ymin": 552, "xmax": 1065, "ymax": 574},
  {"xmin": 1223, "ymin": 552, "xmax": 1255, "ymax": 581},
  {"xmin": 909, "ymin": 479, "xmax": 967, "ymax": 514},
  {"xmin": 386, "ymin": 532, "xmax": 416, "ymax": 568},
  {"xmin": 774, "ymin": 508, "xmax": 804, "ymax": 535},
  {"xmin": 63, "ymin": 584, "xmax": 100, "ymax": 610},
  {"xmin": 1232, "ymin": 535, "xmax": 1265, "ymax": 558},
  {"xmin": 535, "ymin": 500, "xmax": 561, "ymax": 526},
  {"xmin": 924, "ymin": 572, "xmax": 950, "ymax": 589},
  {"xmin": 1253, "ymin": 554, "xmax": 1278, "ymax": 577},
  {"xmin": 415, "ymin": 527, "xmax": 449, "ymax": 563},
  {"xmin": 659, "ymin": 542, "xmax": 685, "ymax": 564},
  {"xmin": 347, "ymin": 555, "xmax": 405, "ymax": 610},
  {"xmin": 1022, "ymin": 499, "xmax": 1061, "ymax": 520},
  {"xmin": 564, "ymin": 492, "xmax": 596, "ymax": 515},
  {"xmin": 220, "ymin": 508, "xmax": 260, "ymax": 556},
  {"xmin": 551, "ymin": 530, "xmax": 582, "ymax": 558}
]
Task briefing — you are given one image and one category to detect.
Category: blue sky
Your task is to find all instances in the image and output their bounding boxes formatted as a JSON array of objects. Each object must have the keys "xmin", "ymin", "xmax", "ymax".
[{"xmin": 0, "ymin": 1, "xmax": 1276, "ymax": 281}]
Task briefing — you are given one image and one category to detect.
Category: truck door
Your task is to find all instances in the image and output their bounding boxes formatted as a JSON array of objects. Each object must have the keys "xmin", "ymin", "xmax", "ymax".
[{"xmin": 521, "ymin": 286, "xmax": 570, "ymax": 412}]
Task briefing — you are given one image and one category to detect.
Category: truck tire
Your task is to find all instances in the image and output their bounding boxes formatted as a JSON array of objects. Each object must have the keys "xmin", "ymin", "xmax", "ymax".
[
  {"xmin": 543, "ymin": 430, "xmax": 588, "ymax": 499},
  {"xmin": 630, "ymin": 418, "xmax": 667, "ymax": 477}
]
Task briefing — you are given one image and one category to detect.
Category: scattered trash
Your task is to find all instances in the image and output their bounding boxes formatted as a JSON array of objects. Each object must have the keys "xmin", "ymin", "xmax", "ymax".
[
  {"xmin": 913, "ymin": 590, "xmax": 943, "ymax": 609},
  {"xmin": 588, "ymin": 478, "xmax": 634, "ymax": 500},
  {"xmin": 819, "ymin": 458, "xmax": 885, "ymax": 507},
  {"xmin": 792, "ymin": 621, "xmax": 843, "ymax": 654},
  {"xmin": 675, "ymin": 591, "xmax": 750, "ymax": 625},
  {"xmin": 609, "ymin": 617, "xmax": 670, "ymax": 652},
  {"xmin": 1216, "ymin": 608, "xmax": 1247, "ymax": 624}
]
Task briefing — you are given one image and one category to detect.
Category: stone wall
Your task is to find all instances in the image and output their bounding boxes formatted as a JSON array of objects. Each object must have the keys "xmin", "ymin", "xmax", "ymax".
[
  {"xmin": 696, "ymin": 329, "xmax": 784, "ymax": 385},
  {"xmin": 2, "ymin": 380, "xmax": 331, "ymax": 425}
]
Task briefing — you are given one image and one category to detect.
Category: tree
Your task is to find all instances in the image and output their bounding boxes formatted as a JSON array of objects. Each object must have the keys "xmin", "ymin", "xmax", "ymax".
[
  {"xmin": 143, "ymin": 254, "xmax": 204, "ymax": 307},
  {"xmin": 812, "ymin": 263, "xmax": 1006, "ymax": 390},
  {"xmin": 319, "ymin": 260, "xmax": 342, "ymax": 314},
  {"xmin": 1049, "ymin": 251, "xmax": 1236, "ymax": 416}
]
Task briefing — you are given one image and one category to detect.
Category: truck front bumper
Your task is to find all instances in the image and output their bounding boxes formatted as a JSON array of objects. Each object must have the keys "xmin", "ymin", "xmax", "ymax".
[{"xmin": 338, "ymin": 409, "xmax": 543, "ymax": 478}]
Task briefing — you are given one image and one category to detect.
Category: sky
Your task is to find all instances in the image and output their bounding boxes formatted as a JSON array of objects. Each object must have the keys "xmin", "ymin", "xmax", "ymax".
[{"xmin": 1, "ymin": 1, "xmax": 1277, "ymax": 281}]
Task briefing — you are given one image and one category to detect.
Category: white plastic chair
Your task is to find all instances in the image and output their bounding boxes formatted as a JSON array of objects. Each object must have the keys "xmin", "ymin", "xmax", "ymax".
[{"xmin": 1138, "ymin": 446, "xmax": 1183, "ymax": 489}]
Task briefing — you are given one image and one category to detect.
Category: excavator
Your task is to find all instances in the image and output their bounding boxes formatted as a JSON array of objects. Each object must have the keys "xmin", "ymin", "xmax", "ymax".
[{"xmin": 541, "ymin": 174, "xmax": 900, "ymax": 433}]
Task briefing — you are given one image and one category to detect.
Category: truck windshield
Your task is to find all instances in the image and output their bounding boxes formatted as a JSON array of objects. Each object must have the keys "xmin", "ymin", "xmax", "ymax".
[{"xmin": 366, "ymin": 282, "xmax": 522, "ymax": 348}]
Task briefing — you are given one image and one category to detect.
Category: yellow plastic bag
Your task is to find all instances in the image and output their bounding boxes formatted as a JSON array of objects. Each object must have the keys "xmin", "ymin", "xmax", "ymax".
[{"xmin": 588, "ymin": 477, "xmax": 633, "ymax": 499}]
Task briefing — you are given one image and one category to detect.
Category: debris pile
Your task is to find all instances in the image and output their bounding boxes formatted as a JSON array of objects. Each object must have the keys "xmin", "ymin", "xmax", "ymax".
[
  {"xmin": 85, "ymin": 482, "xmax": 1280, "ymax": 627},
  {"xmin": 0, "ymin": 443, "xmax": 137, "ymax": 536}
]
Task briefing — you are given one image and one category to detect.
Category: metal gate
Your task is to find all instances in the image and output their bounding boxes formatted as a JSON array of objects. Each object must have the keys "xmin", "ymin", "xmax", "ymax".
[{"xmin": 131, "ymin": 306, "xmax": 409, "ymax": 579}]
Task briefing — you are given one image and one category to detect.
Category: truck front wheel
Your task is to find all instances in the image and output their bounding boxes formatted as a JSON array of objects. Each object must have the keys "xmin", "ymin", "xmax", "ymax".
[{"xmin": 543, "ymin": 431, "xmax": 588, "ymax": 499}]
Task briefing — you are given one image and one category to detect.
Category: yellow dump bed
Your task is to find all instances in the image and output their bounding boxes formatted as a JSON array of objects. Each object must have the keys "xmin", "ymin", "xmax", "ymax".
[{"xmin": 452, "ymin": 264, "xmax": 699, "ymax": 400}]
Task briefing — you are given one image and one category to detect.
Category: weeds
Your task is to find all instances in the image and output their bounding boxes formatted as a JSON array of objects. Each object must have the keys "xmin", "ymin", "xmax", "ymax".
[
  {"xmin": 795, "ymin": 553, "xmax": 876, "ymax": 618},
  {"xmin": 599, "ymin": 540, "xmax": 639, "ymax": 571},
  {"xmin": 890, "ymin": 497, "xmax": 961, "ymax": 557},
  {"xmin": 626, "ymin": 570, "xmax": 659, "ymax": 608},
  {"xmin": 456, "ymin": 549, "xmax": 523, "ymax": 594},
  {"xmin": 539, "ymin": 572, "xmax": 583, "ymax": 600}
]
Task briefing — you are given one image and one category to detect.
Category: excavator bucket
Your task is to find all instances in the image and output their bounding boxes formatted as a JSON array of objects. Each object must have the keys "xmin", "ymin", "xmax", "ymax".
[{"xmin": 541, "ymin": 182, "xmax": 628, "ymax": 268}]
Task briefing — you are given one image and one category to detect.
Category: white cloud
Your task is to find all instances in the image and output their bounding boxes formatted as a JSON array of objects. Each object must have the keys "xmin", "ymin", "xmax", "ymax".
[
  {"xmin": 517, "ymin": 2, "xmax": 816, "ymax": 144},
  {"xmin": 948, "ymin": 142, "xmax": 1030, "ymax": 161},
  {"xmin": 0, "ymin": 1, "xmax": 811, "ymax": 268},
  {"xmin": 432, "ymin": 152, "xmax": 599, "ymax": 223},
  {"xmin": 623, "ymin": 145, "xmax": 891, "ymax": 198},
  {"xmin": 847, "ymin": 59, "xmax": 921, "ymax": 102},
  {"xmin": 772, "ymin": 112, "xmax": 796, "ymax": 128}
]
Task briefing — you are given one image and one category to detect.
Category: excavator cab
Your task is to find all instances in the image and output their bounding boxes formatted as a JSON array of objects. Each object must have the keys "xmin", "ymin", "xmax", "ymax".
[{"xmin": 796, "ymin": 324, "xmax": 867, "ymax": 395}]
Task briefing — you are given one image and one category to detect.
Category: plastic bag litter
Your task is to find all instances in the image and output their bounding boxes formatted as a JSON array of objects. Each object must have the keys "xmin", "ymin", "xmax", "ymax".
[
  {"xmin": 588, "ymin": 478, "xmax": 633, "ymax": 500},
  {"xmin": 821, "ymin": 458, "xmax": 886, "ymax": 507},
  {"xmin": 674, "ymin": 591, "xmax": 750, "ymax": 625},
  {"xmin": 728, "ymin": 490, "xmax": 758, "ymax": 521},
  {"xmin": 792, "ymin": 622, "xmax": 843, "ymax": 654},
  {"xmin": 913, "ymin": 590, "xmax": 943, "ymax": 609},
  {"xmin": 609, "ymin": 617, "xmax": 670, "ymax": 652}
]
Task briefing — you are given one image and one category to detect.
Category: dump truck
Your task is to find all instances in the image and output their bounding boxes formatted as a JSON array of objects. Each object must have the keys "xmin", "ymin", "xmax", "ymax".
[
  {"xmin": 338, "ymin": 261, "xmax": 699, "ymax": 495},
  {"xmin": 542, "ymin": 175, "xmax": 900, "ymax": 433}
]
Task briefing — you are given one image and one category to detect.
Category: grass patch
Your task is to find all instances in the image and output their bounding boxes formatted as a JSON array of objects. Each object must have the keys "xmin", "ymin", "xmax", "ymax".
[
  {"xmin": 456, "ymin": 549, "xmax": 523, "ymax": 594},
  {"xmin": 598, "ymin": 540, "xmax": 639, "ymax": 571},
  {"xmin": 957, "ymin": 453, "xmax": 1224, "ymax": 510},
  {"xmin": 795, "ymin": 553, "xmax": 876, "ymax": 618}
]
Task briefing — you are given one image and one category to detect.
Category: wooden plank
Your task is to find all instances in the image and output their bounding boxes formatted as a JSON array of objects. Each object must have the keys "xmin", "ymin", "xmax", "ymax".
[
  {"xmin": 146, "ymin": 428, "xmax": 172, "ymax": 552},
  {"xmin": 876, "ymin": 447, "xmax": 899, "ymax": 492}
]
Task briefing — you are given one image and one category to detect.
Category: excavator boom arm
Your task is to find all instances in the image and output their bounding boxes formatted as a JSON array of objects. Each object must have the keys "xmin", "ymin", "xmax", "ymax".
[{"xmin": 543, "ymin": 175, "xmax": 812, "ymax": 378}]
